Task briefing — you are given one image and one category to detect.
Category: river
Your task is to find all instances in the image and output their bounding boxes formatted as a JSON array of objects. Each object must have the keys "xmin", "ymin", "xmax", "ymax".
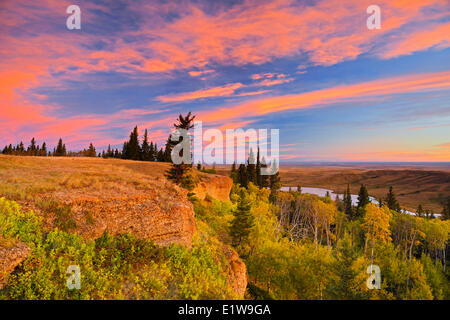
[{"xmin": 280, "ymin": 186, "xmax": 418, "ymax": 216}]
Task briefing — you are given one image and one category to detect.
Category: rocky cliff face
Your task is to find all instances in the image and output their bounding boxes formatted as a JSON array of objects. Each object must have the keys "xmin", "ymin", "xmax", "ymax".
[
  {"xmin": 194, "ymin": 174, "xmax": 233, "ymax": 202},
  {"xmin": 44, "ymin": 185, "xmax": 197, "ymax": 248},
  {"xmin": 223, "ymin": 245, "xmax": 248, "ymax": 298},
  {"xmin": 1, "ymin": 158, "xmax": 246, "ymax": 297},
  {"xmin": 0, "ymin": 239, "xmax": 30, "ymax": 289}
]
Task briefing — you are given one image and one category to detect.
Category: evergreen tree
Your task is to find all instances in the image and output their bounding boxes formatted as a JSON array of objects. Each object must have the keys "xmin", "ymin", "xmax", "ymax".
[
  {"xmin": 229, "ymin": 190, "xmax": 255, "ymax": 247},
  {"xmin": 157, "ymin": 148, "xmax": 164, "ymax": 162},
  {"xmin": 356, "ymin": 184, "xmax": 369, "ymax": 218},
  {"xmin": 260, "ymin": 156, "xmax": 269, "ymax": 188},
  {"xmin": 28, "ymin": 138, "xmax": 37, "ymax": 156},
  {"xmin": 416, "ymin": 204, "xmax": 424, "ymax": 217},
  {"xmin": 328, "ymin": 235, "xmax": 362, "ymax": 299},
  {"xmin": 41, "ymin": 142, "xmax": 47, "ymax": 156},
  {"xmin": 385, "ymin": 186, "xmax": 400, "ymax": 212},
  {"xmin": 246, "ymin": 148, "xmax": 257, "ymax": 185},
  {"xmin": 238, "ymin": 163, "xmax": 248, "ymax": 188},
  {"xmin": 87, "ymin": 143, "xmax": 96, "ymax": 157},
  {"xmin": 166, "ymin": 113, "xmax": 196, "ymax": 190},
  {"xmin": 163, "ymin": 139, "xmax": 172, "ymax": 162},
  {"xmin": 441, "ymin": 198, "xmax": 450, "ymax": 220},
  {"xmin": 106, "ymin": 145, "xmax": 112, "ymax": 158},
  {"xmin": 55, "ymin": 138, "xmax": 65, "ymax": 157},
  {"xmin": 141, "ymin": 129, "xmax": 150, "ymax": 161},
  {"xmin": 343, "ymin": 184, "xmax": 353, "ymax": 218},
  {"xmin": 269, "ymin": 159, "xmax": 282, "ymax": 202},
  {"xmin": 256, "ymin": 147, "xmax": 261, "ymax": 187},
  {"xmin": 126, "ymin": 126, "xmax": 141, "ymax": 160},
  {"xmin": 121, "ymin": 142, "xmax": 128, "ymax": 159},
  {"xmin": 230, "ymin": 162, "xmax": 238, "ymax": 183},
  {"xmin": 149, "ymin": 141, "xmax": 154, "ymax": 161},
  {"xmin": 153, "ymin": 143, "xmax": 158, "ymax": 161}
]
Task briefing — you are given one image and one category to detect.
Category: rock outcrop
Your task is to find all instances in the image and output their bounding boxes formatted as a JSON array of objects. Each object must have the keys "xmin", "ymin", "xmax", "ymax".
[
  {"xmin": 223, "ymin": 245, "xmax": 247, "ymax": 298},
  {"xmin": 0, "ymin": 239, "xmax": 30, "ymax": 289},
  {"xmin": 194, "ymin": 174, "xmax": 233, "ymax": 202},
  {"xmin": 45, "ymin": 187, "xmax": 197, "ymax": 248}
]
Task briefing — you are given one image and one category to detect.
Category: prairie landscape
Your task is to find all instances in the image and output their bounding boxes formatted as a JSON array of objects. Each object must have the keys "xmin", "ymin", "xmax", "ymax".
[
  {"xmin": 215, "ymin": 163, "xmax": 450, "ymax": 213},
  {"xmin": 1, "ymin": 0, "xmax": 450, "ymax": 304}
]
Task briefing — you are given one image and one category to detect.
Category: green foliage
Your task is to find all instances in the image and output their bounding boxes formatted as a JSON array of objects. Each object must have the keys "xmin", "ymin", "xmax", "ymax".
[
  {"xmin": 0, "ymin": 198, "xmax": 235, "ymax": 300},
  {"xmin": 229, "ymin": 190, "xmax": 255, "ymax": 250}
]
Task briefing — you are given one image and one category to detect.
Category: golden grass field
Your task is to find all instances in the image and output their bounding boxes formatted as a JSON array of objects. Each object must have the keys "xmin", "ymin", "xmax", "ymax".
[{"xmin": 1, "ymin": 155, "xmax": 448, "ymax": 213}]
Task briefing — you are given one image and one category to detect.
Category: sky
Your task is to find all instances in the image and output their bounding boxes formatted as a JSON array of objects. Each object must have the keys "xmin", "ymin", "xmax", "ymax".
[{"xmin": 0, "ymin": 0, "xmax": 449, "ymax": 162}]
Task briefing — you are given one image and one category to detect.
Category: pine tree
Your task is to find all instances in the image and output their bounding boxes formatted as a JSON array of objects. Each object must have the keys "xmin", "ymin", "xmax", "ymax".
[
  {"xmin": 126, "ymin": 126, "xmax": 141, "ymax": 160},
  {"xmin": 87, "ymin": 143, "xmax": 96, "ymax": 157},
  {"xmin": 28, "ymin": 138, "xmax": 36, "ymax": 156},
  {"xmin": 229, "ymin": 190, "xmax": 255, "ymax": 247},
  {"xmin": 385, "ymin": 186, "xmax": 400, "ymax": 212},
  {"xmin": 269, "ymin": 159, "xmax": 282, "ymax": 202},
  {"xmin": 149, "ymin": 141, "xmax": 154, "ymax": 161},
  {"xmin": 230, "ymin": 162, "xmax": 238, "ymax": 183},
  {"xmin": 343, "ymin": 184, "xmax": 353, "ymax": 218},
  {"xmin": 41, "ymin": 142, "xmax": 47, "ymax": 156},
  {"xmin": 260, "ymin": 156, "xmax": 269, "ymax": 188},
  {"xmin": 256, "ymin": 147, "xmax": 261, "ymax": 187},
  {"xmin": 163, "ymin": 139, "xmax": 172, "ymax": 162},
  {"xmin": 121, "ymin": 142, "xmax": 128, "ymax": 159},
  {"xmin": 246, "ymin": 148, "xmax": 257, "ymax": 185},
  {"xmin": 416, "ymin": 204, "xmax": 424, "ymax": 217},
  {"xmin": 356, "ymin": 184, "xmax": 369, "ymax": 217},
  {"xmin": 166, "ymin": 113, "xmax": 196, "ymax": 190},
  {"xmin": 441, "ymin": 198, "xmax": 450, "ymax": 220},
  {"xmin": 238, "ymin": 163, "xmax": 248, "ymax": 187},
  {"xmin": 157, "ymin": 148, "xmax": 164, "ymax": 162},
  {"xmin": 141, "ymin": 129, "xmax": 150, "ymax": 161},
  {"xmin": 106, "ymin": 144, "xmax": 112, "ymax": 158},
  {"xmin": 55, "ymin": 138, "xmax": 65, "ymax": 157}
]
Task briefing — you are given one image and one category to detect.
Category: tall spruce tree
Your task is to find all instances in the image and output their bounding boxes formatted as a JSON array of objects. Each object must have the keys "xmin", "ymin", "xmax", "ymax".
[
  {"xmin": 229, "ymin": 190, "xmax": 255, "ymax": 247},
  {"xmin": 55, "ymin": 138, "xmax": 65, "ymax": 157},
  {"xmin": 269, "ymin": 159, "xmax": 282, "ymax": 202},
  {"xmin": 87, "ymin": 143, "xmax": 96, "ymax": 157},
  {"xmin": 385, "ymin": 186, "xmax": 400, "ymax": 212},
  {"xmin": 238, "ymin": 163, "xmax": 248, "ymax": 188},
  {"xmin": 126, "ymin": 126, "xmax": 141, "ymax": 160},
  {"xmin": 256, "ymin": 147, "xmax": 261, "ymax": 187},
  {"xmin": 260, "ymin": 156, "xmax": 269, "ymax": 188},
  {"xmin": 246, "ymin": 148, "xmax": 257, "ymax": 185},
  {"xmin": 416, "ymin": 204, "xmax": 424, "ymax": 217},
  {"xmin": 441, "ymin": 197, "xmax": 450, "ymax": 220},
  {"xmin": 166, "ymin": 112, "xmax": 196, "ymax": 190},
  {"xmin": 141, "ymin": 129, "xmax": 150, "ymax": 161},
  {"xmin": 343, "ymin": 184, "xmax": 353, "ymax": 218},
  {"xmin": 230, "ymin": 162, "xmax": 238, "ymax": 183},
  {"xmin": 356, "ymin": 184, "xmax": 369, "ymax": 218}
]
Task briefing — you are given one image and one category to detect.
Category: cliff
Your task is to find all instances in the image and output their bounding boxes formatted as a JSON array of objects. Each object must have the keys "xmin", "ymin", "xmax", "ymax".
[
  {"xmin": 51, "ymin": 189, "xmax": 197, "ymax": 248},
  {"xmin": 0, "ymin": 157, "xmax": 247, "ymax": 298},
  {"xmin": 194, "ymin": 174, "xmax": 233, "ymax": 201},
  {"xmin": 223, "ymin": 245, "xmax": 248, "ymax": 298}
]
